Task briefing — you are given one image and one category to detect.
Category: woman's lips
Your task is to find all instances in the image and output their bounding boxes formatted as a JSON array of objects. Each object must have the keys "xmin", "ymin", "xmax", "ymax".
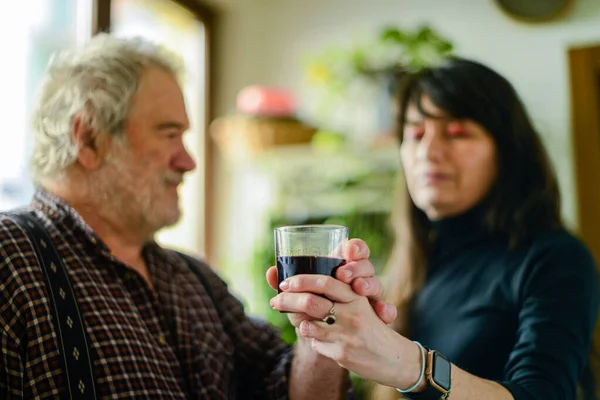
[{"xmin": 423, "ymin": 172, "xmax": 452, "ymax": 184}]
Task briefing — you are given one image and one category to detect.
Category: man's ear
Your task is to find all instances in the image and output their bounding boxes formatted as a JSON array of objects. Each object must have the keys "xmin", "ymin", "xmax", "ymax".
[{"xmin": 71, "ymin": 114, "xmax": 109, "ymax": 170}]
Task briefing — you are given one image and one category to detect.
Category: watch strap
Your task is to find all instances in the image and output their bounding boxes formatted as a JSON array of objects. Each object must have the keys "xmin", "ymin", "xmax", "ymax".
[
  {"xmin": 401, "ymin": 384, "xmax": 447, "ymax": 400},
  {"xmin": 401, "ymin": 347, "xmax": 450, "ymax": 400}
]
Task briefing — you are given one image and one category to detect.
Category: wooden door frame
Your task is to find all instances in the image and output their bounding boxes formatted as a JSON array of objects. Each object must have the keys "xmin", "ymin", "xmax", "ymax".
[
  {"xmin": 568, "ymin": 44, "xmax": 600, "ymax": 264},
  {"xmin": 92, "ymin": 0, "xmax": 218, "ymax": 263}
]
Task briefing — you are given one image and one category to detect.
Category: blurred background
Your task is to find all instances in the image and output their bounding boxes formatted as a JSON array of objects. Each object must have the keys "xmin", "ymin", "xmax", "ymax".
[{"xmin": 1, "ymin": 0, "xmax": 599, "ymax": 394}]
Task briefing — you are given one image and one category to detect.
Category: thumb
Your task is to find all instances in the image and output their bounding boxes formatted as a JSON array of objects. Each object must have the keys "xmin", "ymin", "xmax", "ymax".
[{"xmin": 266, "ymin": 266, "xmax": 279, "ymax": 291}]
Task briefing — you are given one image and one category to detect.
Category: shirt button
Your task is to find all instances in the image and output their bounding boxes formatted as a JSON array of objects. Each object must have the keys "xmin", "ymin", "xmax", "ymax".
[
  {"xmin": 158, "ymin": 334, "xmax": 167, "ymax": 345},
  {"xmin": 90, "ymin": 237, "xmax": 97, "ymax": 244}
]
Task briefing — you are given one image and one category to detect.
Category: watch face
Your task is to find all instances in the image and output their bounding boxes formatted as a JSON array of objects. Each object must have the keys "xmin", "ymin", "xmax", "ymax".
[{"xmin": 432, "ymin": 352, "xmax": 451, "ymax": 390}]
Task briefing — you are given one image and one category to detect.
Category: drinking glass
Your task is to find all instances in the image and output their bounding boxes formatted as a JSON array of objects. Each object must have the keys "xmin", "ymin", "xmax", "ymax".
[{"xmin": 274, "ymin": 224, "xmax": 348, "ymax": 293}]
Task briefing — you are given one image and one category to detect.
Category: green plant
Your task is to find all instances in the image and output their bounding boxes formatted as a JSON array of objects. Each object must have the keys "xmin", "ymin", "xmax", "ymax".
[
  {"xmin": 303, "ymin": 25, "xmax": 454, "ymax": 136},
  {"xmin": 305, "ymin": 25, "xmax": 454, "ymax": 93}
]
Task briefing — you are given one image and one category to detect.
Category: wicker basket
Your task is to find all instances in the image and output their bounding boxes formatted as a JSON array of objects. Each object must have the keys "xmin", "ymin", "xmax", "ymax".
[{"xmin": 210, "ymin": 115, "xmax": 316, "ymax": 162}]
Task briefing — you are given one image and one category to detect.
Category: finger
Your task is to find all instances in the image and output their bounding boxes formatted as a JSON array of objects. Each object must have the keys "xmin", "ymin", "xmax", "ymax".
[
  {"xmin": 372, "ymin": 300, "xmax": 397, "ymax": 325},
  {"xmin": 270, "ymin": 292, "xmax": 335, "ymax": 319},
  {"xmin": 298, "ymin": 320, "xmax": 337, "ymax": 342},
  {"xmin": 344, "ymin": 238, "xmax": 370, "ymax": 261},
  {"xmin": 266, "ymin": 266, "xmax": 278, "ymax": 291},
  {"xmin": 335, "ymin": 259, "xmax": 375, "ymax": 284},
  {"xmin": 280, "ymin": 274, "xmax": 358, "ymax": 303},
  {"xmin": 310, "ymin": 338, "xmax": 344, "ymax": 361},
  {"xmin": 351, "ymin": 277, "xmax": 384, "ymax": 301},
  {"xmin": 288, "ymin": 313, "xmax": 313, "ymax": 328}
]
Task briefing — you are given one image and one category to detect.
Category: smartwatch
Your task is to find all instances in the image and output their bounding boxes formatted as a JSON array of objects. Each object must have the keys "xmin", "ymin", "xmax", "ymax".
[{"xmin": 403, "ymin": 348, "xmax": 451, "ymax": 400}]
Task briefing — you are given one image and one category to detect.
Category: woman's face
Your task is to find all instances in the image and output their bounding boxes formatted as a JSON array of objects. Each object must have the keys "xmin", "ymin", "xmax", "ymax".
[{"xmin": 400, "ymin": 96, "xmax": 498, "ymax": 220}]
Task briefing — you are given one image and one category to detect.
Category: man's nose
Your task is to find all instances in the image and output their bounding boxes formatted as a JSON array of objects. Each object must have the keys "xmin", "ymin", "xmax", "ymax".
[{"xmin": 172, "ymin": 145, "xmax": 197, "ymax": 173}]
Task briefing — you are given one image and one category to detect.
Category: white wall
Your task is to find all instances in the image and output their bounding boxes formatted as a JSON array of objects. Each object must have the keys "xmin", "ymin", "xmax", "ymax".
[{"xmin": 212, "ymin": 0, "xmax": 600, "ymax": 268}]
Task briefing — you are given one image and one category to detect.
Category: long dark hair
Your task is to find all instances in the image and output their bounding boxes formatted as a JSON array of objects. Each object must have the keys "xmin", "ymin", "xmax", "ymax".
[{"xmin": 371, "ymin": 57, "xmax": 568, "ymax": 399}]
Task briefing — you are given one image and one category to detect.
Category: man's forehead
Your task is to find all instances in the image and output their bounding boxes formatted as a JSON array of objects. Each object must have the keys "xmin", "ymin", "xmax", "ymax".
[{"xmin": 128, "ymin": 70, "xmax": 187, "ymax": 118}]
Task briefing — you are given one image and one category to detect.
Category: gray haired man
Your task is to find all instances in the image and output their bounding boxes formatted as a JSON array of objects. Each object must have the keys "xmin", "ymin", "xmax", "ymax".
[{"xmin": 0, "ymin": 33, "xmax": 394, "ymax": 398}]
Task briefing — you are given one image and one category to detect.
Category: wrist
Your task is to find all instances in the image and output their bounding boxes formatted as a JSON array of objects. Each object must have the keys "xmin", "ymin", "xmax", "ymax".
[
  {"xmin": 295, "ymin": 336, "xmax": 340, "ymax": 370},
  {"xmin": 396, "ymin": 341, "xmax": 426, "ymax": 393},
  {"xmin": 402, "ymin": 348, "xmax": 453, "ymax": 400},
  {"xmin": 290, "ymin": 336, "xmax": 348, "ymax": 399}
]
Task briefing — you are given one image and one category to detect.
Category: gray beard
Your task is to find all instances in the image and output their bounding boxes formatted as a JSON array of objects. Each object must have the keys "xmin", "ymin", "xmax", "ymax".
[{"xmin": 87, "ymin": 144, "xmax": 181, "ymax": 240}]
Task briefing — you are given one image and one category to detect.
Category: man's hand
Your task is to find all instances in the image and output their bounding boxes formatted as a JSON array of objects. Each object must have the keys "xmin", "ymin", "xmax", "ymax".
[{"xmin": 266, "ymin": 238, "xmax": 397, "ymax": 326}]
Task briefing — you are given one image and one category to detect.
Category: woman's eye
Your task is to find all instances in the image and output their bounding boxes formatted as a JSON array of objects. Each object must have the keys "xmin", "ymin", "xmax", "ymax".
[
  {"xmin": 404, "ymin": 126, "xmax": 425, "ymax": 140},
  {"xmin": 447, "ymin": 122, "xmax": 467, "ymax": 137}
]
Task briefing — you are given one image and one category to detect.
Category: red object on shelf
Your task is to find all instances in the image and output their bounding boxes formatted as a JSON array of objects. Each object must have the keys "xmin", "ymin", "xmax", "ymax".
[{"xmin": 236, "ymin": 85, "xmax": 296, "ymax": 117}]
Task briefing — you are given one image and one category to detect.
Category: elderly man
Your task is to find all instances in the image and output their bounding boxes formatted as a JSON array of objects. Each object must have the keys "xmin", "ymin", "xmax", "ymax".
[{"xmin": 0, "ymin": 34, "xmax": 395, "ymax": 399}]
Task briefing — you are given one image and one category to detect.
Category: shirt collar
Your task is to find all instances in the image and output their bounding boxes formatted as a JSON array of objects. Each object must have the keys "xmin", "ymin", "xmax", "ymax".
[
  {"xmin": 31, "ymin": 187, "xmax": 168, "ymax": 268},
  {"xmin": 32, "ymin": 187, "xmax": 100, "ymax": 241}
]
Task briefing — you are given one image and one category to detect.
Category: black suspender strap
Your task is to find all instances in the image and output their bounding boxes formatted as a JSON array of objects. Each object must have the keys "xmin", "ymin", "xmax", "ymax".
[
  {"xmin": 5, "ymin": 212, "xmax": 218, "ymax": 399},
  {"xmin": 7, "ymin": 211, "xmax": 98, "ymax": 400}
]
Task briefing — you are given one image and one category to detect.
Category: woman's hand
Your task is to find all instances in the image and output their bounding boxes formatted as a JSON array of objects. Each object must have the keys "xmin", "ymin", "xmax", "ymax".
[
  {"xmin": 269, "ymin": 273, "xmax": 422, "ymax": 389},
  {"xmin": 265, "ymin": 238, "xmax": 397, "ymax": 326}
]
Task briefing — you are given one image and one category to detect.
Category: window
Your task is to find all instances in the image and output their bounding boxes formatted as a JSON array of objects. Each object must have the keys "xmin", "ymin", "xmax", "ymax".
[{"xmin": 0, "ymin": 0, "xmax": 92, "ymax": 210}]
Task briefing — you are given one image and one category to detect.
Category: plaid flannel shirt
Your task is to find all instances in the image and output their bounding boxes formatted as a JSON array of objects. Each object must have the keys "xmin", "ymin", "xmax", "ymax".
[{"xmin": 0, "ymin": 189, "xmax": 294, "ymax": 399}]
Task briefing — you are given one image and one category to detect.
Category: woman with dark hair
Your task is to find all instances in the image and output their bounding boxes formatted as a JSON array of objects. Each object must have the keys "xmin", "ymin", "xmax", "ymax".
[{"xmin": 269, "ymin": 58, "xmax": 599, "ymax": 399}]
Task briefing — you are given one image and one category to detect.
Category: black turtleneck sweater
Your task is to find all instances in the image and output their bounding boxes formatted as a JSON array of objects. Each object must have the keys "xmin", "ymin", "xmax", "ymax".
[{"xmin": 410, "ymin": 208, "xmax": 599, "ymax": 400}]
